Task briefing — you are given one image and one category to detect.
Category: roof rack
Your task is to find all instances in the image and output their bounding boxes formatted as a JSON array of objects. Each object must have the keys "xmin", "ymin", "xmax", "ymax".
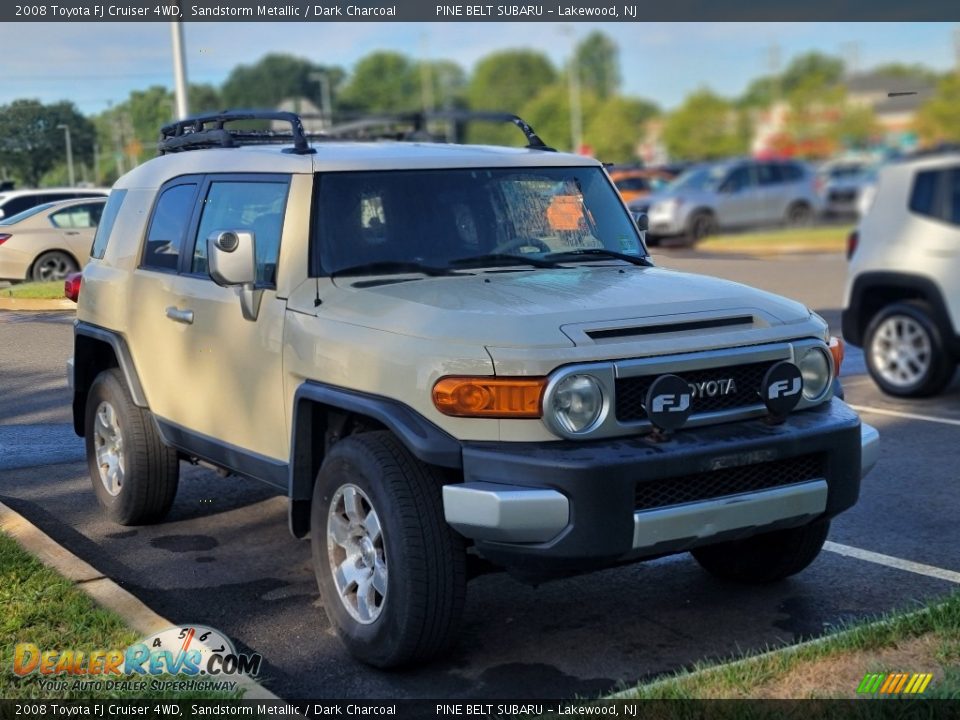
[
  {"xmin": 158, "ymin": 110, "xmax": 316, "ymax": 155},
  {"xmin": 157, "ymin": 109, "xmax": 554, "ymax": 155}
]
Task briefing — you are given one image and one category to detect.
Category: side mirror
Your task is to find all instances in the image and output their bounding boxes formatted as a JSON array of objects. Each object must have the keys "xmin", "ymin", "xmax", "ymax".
[
  {"xmin": 631, "ymin": 211, "xmax": 649, "ymax": 232},
  {"xmin": 207, "ymin": 230, "xmax": 262, "ymax": 321}
]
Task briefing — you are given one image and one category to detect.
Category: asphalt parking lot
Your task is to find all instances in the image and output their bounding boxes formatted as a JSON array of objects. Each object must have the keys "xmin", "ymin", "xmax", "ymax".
[{"xmin": 1, "ymin": 249, "xmax": 958, "ymax": 700}]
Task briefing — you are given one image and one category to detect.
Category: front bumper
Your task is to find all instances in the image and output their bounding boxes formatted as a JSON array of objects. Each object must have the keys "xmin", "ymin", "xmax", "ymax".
[{"xmin": 443, "ymin": 398, "xmax": 874, "ymax": 576}]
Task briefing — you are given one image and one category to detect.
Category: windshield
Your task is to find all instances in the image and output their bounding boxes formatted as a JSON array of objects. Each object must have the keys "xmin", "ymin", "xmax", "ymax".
[
  {"xmin": 0, "ymin": 201, "xmax": 57, "ymax": 226},
  {"xmin": 316, "ymin": 166, "xmax": 645, "ymax": 274},
  {"xmin": 666, "ymin": 165, "xmax": 726, "ymax": 193}
]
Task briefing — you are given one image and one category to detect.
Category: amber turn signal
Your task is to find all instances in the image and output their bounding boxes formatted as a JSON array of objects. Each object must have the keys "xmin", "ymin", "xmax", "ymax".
[
  {"xmin": 829, "ymin": 336, "xmax": 844, "ymax": 376},
  {"xmin": 433, "ymin": 377, "xmax": 546, "ymax": 418}
]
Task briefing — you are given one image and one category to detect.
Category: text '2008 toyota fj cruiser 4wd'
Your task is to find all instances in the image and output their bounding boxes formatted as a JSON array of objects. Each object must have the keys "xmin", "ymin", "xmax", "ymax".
[{"xmin": 69, "ymin": 111, "xmax": 879, "ymax": 668}]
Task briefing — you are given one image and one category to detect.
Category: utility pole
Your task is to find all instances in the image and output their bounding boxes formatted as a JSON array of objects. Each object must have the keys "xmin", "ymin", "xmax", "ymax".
[
  {"xmin": 170, "ymin": 7, "xmax": 189, "ymax": 120},
  {"xmin": 419, "ymin": 33, "xmax": 434, "ymax": 115},
  {"xmin": 767, "ymin": 42, "xmax": 781, "ymax": 102},
  {"xmin": 56, "ymin": 124, "xmax": 75, "ymax": 187},
  {"xmin": 310, "ymin": 71, "xmax": 333, "ymax": 127}
]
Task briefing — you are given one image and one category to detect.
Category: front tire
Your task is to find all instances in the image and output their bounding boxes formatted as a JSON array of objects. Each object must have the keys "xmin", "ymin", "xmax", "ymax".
[
  {"xmin": 864, "ymin": 302, "xmax": 953, "ymax": 398},
  {"xmin": 311, "ymin": 431, "xmax": 466, "ymax": 668},
  {"xmin": 686, "ymin": 211, "xmax": 715, "ymax": 245},
  {"xmin": 691, "ymin": 519, "xmax": 830, "ymax": 584},
  {"xmin": 785, "ymin": 201, "xmax": 814, "ymax": 227},
  {"xmin": 84, "ymin": 369, "xmax": 179, "ymax": 525}
]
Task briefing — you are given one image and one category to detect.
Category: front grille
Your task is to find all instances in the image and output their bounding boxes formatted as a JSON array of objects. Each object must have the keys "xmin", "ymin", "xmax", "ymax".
[
  {"xmin": 829, "ymin": 190, "xmax": 856, "ymax": 202},
  {"xmin": 615, "ymin": 360, "xmax": 777, "ymax": 422},
  {"xmin": 634, "ymin": 453, "xmax": 827, "ymax": 511}
]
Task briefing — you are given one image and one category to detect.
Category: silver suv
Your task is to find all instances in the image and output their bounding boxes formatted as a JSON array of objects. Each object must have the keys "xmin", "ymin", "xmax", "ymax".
[
  {"xmin": 69, "ymin": 111, "xmax": 877, "ymax": 668},
  {"xmin": 630, "ymin": 159, "xmax": 822, "ymax": 244}
]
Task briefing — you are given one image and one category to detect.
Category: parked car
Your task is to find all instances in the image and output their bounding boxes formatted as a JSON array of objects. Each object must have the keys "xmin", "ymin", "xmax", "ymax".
[
  {"xmin": 70, "ymin": 110, "xmax": 876, "ymax": 668},
  {"xmin": 843, "ymin": 150, "xmax": 960, "ymax": 397},
  {"xmin": 0, "ymin": 197, "xmax": 106, "ymax": 281},
  {"xmin": 822, "ymin": 165, "xmax": 879, "ymax": 218},
  {"xmin": 608, "ymin": 167, "xmax": 676, "ymax": 204},
  {"xmin": 0, "ymin": 187, "xmax": 109, "ymax": 220},
  {"xmin": 629, "ymin": 159, "xmax": 822, "ymax": 245}
]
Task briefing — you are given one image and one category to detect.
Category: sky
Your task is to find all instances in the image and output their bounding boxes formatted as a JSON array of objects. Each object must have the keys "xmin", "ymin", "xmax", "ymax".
[{"xmin": 2, "ymin": 22, "xmax": 957, "ymax": 116}]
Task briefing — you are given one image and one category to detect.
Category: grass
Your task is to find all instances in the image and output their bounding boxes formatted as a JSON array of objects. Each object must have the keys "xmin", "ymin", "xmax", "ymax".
[
  {"xmin": 614, "ymin": 591, "xmax": 960, "ymax": 700},
  {"xmin": 698, "ymin": 225, "xmax": 851, "ymax": 254},
  {"xmin": 0, "ymin": 281, "xmax": 65, "ymax": 299},
  {"xmin": 0, "ymin": 532, "xmax": 240, "ymax": 700}
]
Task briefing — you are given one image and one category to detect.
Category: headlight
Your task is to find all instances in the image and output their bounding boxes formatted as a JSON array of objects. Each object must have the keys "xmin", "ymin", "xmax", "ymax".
[
  {"xmin": 549, "ymin": 374, "xmax": 603, "ymax": 434},
  {"xmin": 798, "ymin": 347, "xmax": 832, "ymax": 401}
]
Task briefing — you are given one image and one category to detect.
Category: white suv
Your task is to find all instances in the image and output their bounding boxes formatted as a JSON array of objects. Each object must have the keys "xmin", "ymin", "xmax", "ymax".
[
  {"xmin": 843, "ymin": 151, "xmax": 960, "ymax": 397},
  {"xmin": 70, "ymin": 111, "xmax": 878, "ymax": 667}
]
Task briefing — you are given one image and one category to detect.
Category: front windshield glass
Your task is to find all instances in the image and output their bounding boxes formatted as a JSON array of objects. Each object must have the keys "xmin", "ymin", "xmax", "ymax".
[
  {"xmin": 666, "ymin": 165, "xmax": 726, "ymax": 193},
  {"xmin": 0, "ymin": 201, "xmax": 57, "ymax": 226},
  {"xmin": 316, "ymin": 166, "xmax": 645, "ymax": 274}
]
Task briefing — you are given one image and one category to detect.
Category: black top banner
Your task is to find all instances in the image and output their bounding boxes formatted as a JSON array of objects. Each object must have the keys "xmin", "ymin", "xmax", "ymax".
[{"xmin": 3, "ymin": 0, "xmax": 959, "ymax": 22}]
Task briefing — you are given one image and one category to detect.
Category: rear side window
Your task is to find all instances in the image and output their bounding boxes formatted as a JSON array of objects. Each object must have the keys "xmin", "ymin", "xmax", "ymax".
[
  {"xmin": 757, "ymin": 164, "xmax": 783, "ymax": 186},
  {"xmin": 90, "ymin": 191, "xmax": 127, "ymax": 259},
  {"xmin": 908, "ymin": 170, "xmax": 945, "ymax": 220},
  {"xmin": 142, "ymin": 184, "xmax": 197, "ymax": 271},
  {"xmin": 51, "ymin": 202, "xmax": 103, "ymax": 229},
  {"xmin": 949, "ymin": 169, "xmax": 960, "ymax": 225},
  {"xmin": 780, "ymin": 163, "xmax": 804, "ymax": 182},
  {"xmin": 191, "ymin": 180, "xmax": 288, "ymax": 286}
]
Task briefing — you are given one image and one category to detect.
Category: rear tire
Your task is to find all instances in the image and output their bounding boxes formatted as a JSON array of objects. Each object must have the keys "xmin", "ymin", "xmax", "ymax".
[
  {"xmin": 311, "ymin": 431, "xmax": 466, "ymax": 668},
  {"xmin": 691, "ymin": 519, "xmax": 830, "ymax": 584},
  {"xmin": 863, "ymin": 301, "xmax": 952, "ymax": 398},
  {"xmin": 84, "ymin": 369, "xmax": 179, "ymax": 525},
  {"xmin": 31, "ymin": 250, "xmax": 78, "ymax": 282},
  {"xmin": 785, "ymin": 202, "xmax": 814, "ymax": 227}
]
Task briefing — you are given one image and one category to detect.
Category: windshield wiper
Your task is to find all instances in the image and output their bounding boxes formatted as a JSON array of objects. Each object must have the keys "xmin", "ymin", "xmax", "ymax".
[
  {"xmin": 330, "ymin": 260, "xmax": 458, "ymax": 278},
  {"xmin": 544, "ymin": 248, "xmax": 654, "ymax": 267},
  {"xmin": 447, "ymin": 253, "xmax": 561, "ymax": 269}
]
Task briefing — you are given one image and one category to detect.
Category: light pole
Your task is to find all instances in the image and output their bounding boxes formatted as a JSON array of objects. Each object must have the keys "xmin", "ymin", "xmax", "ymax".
[
  {"xmin": 310, "ymin": 72, "xmax": 333, "ymax": 127},
  {"xmin": 559, "ymin": 25, "xmax": 583, "ymax": 154},
  {"xmin": 170, "ymin": 8, "xmax": 189, "ymax": 120},
  {"xmin": 56, "ymin": 124, "xmax": 75, "ymax": 187}
]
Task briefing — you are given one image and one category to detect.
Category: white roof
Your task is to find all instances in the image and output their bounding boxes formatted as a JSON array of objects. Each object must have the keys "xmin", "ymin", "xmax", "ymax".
[{"xmin": 115, "ymin": 141, "xmax": 600, "ymax": 190}]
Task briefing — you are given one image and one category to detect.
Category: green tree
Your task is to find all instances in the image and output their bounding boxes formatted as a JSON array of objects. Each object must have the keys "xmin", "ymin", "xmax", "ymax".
[
  {"xmin": 0, "ymin": 99, "xmax": 95, "ymax": 187},
  {"xmin": 574, "ymin": 30, "xmax": 621, "ymax": 100},
  {"xmin": 420, "ymin": 60, "xmax": 468, "ymax": 110},
  {"xmin": 781, "ymin": 52, "xmax": 844, "ymax": 96},
  {"xmin": 739, "ymin": 75, "xmax": 780, "ymax": 108},
  {"xmin": 519, "ymin": 85, "xmax": 600, "ymax": 152},
  {"xmin": 585, "ymin": 96, "xmax": 659, "ymax": 162},
  {"xmin": 467, "ymin": 50, "xmax": 556, "ymax": 144},
  {"xmin": 871, "ymin": 63, "xmax": 941, "ymax": 85},
  {"xmin": 189, "ymin": 84, "xmax": 222, "ymax": 114},
  {"xmin": 221, "ymin": 53, "xmax": 345, "ymax": 114},
  {"xmin": 916, "ymin": 74, "xmax": 960, "ymax": 144},
  {"xmin": 661, "ymin": 90, "xmax": 746, "ymax": 160},
  {"xmin": 338, "ymin": 52, "xmax": 419, "ymax": 114}
]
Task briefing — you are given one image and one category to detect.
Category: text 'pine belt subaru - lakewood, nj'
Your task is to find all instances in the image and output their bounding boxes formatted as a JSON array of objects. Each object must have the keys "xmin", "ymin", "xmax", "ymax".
[{"xmin": 68, "ymin": 111, "xmax": 879, "ymax": 668}]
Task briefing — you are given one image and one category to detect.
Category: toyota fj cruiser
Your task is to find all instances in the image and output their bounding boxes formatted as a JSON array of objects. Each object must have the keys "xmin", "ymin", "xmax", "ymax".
[{"xmin": 70, "ymin": 111, "xmax": 879, "ymax": 668}]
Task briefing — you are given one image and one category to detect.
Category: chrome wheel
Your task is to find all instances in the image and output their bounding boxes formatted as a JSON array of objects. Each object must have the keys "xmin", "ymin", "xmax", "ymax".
[
  {"xmin": 870, "ymin": 315, "xmax": 932, "ymax": 388},
  {"xmin": 93, "ymin": 401, "xmax": 124, "ymax": 496},
  {"xmin": 326, "ymin": 484, "xmax": 387, "ymax": 624},
  {"xmin": 33, "ymin": 252, "xmax": 76, "ymax": 281}
]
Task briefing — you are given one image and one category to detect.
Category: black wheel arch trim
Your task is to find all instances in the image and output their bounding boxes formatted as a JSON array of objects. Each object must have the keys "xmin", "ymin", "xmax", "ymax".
[
  {"xmin": 288, "ymin": 381, "xmax": 463, "ymax": 537},
  {"xmin": 842, "ymin": 272, "xmax": 958, "ymax": 353},
  {"xmin": 72, "ymin": 322, "xmax": 148, "ymax": 435}
]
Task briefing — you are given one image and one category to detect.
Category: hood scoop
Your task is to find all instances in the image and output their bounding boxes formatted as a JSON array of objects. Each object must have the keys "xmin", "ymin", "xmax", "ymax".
[{"xmin": 585, "ymin": 315, "xmax": 754, "ymax": 342}]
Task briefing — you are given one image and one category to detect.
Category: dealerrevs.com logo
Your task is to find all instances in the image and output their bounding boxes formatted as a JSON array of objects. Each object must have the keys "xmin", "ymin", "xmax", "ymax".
[{"xmin": 13, "ymin": 625, "xmax": 261, "ymax": 693}]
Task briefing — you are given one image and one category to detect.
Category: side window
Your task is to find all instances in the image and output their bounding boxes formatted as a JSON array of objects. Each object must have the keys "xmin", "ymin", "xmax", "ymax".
[
  {"xmin": 781, "ymin": 163, "xmax": 803, "ymax": 182},
  {"xmin": 142, "ymin": 184, "xmax": 197, "ymax": 271},
  {"xmin": 757, "ymin": 164, "xmax": 782, "ymax": 186},
  {"xmin": 908, "ymin": 170, "xmax": 944, "ymax": 220},
  {"xmin": 950, "ymin": 169, "xmax": 960, "ymax": 226},
  {"xmin": 192, "ymin": 180, "xmax": 288, "ymax": 286},
  {"xmin": 91, "ymin": 191, "xmax": 127, "ymax": 259},
  {"xmin": 1, "ymin": 196, "xmax": 40, "ymax": 216},
  {"xmin": 722, "ymin": 166, "xmax": 752, "ymax": 192},
  {"xmin": 50, "ymin": 203, "xmax": 101, "ymax": 229}
]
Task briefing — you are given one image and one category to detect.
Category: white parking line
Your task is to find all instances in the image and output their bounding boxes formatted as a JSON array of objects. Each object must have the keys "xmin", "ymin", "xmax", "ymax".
[
  {"xmin": 848, "ymin": 404, "xmax": 960, "ymax": 427},
  {"xmin": 824, "ymin": 541, "xmax": 960, "ymax": 584}
]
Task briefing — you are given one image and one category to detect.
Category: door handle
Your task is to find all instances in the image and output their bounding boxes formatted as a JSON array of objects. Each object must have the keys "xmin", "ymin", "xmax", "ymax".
[
  {"xmin": 65, "ymin": 231, "xmax": 80, "ymax": 236},
  {"xmin": 165, "ymin": 306, "xmax": 194, "ymax": 324}
]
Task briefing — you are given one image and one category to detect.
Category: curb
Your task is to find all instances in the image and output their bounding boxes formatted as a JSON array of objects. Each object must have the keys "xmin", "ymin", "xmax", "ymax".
[
  {"xmin": 696, "ymin": 244, "xmax": 844, "ymax": 257},
  {"xmin": 0, "ymin": 297, "xmax": 76, "ymax": 311},
  {"xmin": 0, "ymin": 500, "xmax": 279, "ymax": 700}
]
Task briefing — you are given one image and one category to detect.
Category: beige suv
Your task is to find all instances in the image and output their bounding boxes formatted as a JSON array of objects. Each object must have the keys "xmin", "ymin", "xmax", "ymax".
[{"xmin": 69, "ymin": 111, "xmax": 879, "ymax": 668}]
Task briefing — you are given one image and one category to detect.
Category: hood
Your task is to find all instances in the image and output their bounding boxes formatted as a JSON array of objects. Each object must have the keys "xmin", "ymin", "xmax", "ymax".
[{"xmin": 323, "ymin": 265, "xmax": 811, "ymax": 349}]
